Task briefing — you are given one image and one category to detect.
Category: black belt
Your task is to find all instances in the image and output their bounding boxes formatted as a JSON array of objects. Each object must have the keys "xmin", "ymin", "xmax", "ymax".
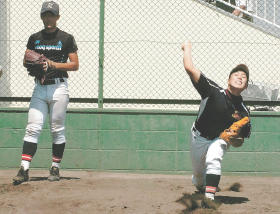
[
  {"xmin": 40, "ymin": 78, "xmax": 65, "ymax": 85},
  {"xmin": 192, "ymin": 126, "xmax": 214, "ymax": 140}
]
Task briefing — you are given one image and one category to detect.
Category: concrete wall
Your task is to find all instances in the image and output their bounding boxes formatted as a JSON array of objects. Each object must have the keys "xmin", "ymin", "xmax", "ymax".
[{"xmin": 0, "ymin": 109, "xmax": 279, "ymax": 175}]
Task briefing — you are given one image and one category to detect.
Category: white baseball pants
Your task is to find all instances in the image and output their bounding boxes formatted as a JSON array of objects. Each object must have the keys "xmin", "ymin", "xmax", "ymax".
[
  {"xmin": 190, "ymin": 124, "xmax": 228, "ymax": 187},
  {"xmin": 23, "ymin": 78, "xmax": 69, "ymax": 145}
]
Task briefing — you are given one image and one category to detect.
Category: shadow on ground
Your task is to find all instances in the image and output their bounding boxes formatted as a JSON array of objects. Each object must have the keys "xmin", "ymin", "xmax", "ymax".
[
  {"xmin": 215, "ymin": 195, "xmax": 249, "ymax": 204},
  {"xmin": 29, "ymin": 176, "xmax": 80, "ymax": 181}
]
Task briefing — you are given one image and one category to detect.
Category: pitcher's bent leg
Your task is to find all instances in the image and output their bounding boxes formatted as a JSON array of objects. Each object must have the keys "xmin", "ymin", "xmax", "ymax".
[
  {"xmin": 204, "ymin": 138, "xmax": 227, "ymax": 200},
  {"xmin": 205, "ymin": 138, "xmax": 227, "ymax": 175}
]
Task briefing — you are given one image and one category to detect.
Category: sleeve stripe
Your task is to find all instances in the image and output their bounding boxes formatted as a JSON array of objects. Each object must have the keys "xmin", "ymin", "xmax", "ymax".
[
  {"xmin": 204, "ymin": 75, "xmax": 222, "ymax": 90},
  {"xmin": 241, "ymin": 102, "xmax": 250, "ymax": 115}
]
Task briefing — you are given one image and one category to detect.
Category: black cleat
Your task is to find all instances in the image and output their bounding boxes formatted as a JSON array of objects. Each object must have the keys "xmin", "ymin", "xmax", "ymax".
[
  {"xmin": 201, "ymin": 197, "xmax": 221, "ymax": 210},
  {"xmin": 48, "ymin": 166, "xmax": 60, "ymax": 182},
  {"xmin": 13, "ymin": 166, "xmax": 29, "ymax": 185}
]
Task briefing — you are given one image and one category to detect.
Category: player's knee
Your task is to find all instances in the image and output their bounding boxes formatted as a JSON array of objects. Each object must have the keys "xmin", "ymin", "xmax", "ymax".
[
  {"xmin": 206, "ymin": 158, "xmax": 222, "ymax": 174},
  {"xmin": 25, "ymin": 124, "xmax": 42, "ymax": 137},
  {"xmin": 52, "ymin": 132, "xmax": 66, "ymax": 144},
  {"xmin": 24, "ymin": 124, "xmax": 43, "ymax": 143},
  {"xmin": 51, "ymin": 126, "xmax": 66, "ymax": 144}
]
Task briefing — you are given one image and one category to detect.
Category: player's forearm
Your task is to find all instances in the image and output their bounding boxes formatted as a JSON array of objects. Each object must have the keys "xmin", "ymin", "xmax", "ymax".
[
  {"xmin": 48, "ymin": 61, "xmax": 79, "ymax": 71},
  {"xmin": 182, "ymin": 41, "xmax": 201, "ymax": 83},
  {"xmin": 183, "ymin": 50, "xmax": 196, "ymax": 74},
  {"xmin": 47, "ymin": 52, "xmax": 79, "ymax": 71}
]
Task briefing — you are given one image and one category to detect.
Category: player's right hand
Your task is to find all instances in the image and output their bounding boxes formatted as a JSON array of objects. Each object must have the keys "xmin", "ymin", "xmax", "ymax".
[
  {"xmin": 45, "ymin": 60, "xmax": 56, "ymax": 71},
  {"xmin": 181, "ymin": 40, "xmax": 191, "ymax": 51},
  {"xmin": 43, "ymin": 61, "xmax": 48, "ymax": 72}
]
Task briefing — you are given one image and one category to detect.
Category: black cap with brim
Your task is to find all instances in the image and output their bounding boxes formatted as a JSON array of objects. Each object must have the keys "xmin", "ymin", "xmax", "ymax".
[
  {"xmin": 229, "ymin": 64, "xmax": 249, "ymax": 81},
  {"xmin": 41, "ymin": 1, "xmax": 59, "ymax": 16}
]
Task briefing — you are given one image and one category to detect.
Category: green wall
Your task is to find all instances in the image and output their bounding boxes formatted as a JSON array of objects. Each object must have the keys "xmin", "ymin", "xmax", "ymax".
[{"xmin": 0, "ymin": 109, "xmax": 279, "ymax": 175}]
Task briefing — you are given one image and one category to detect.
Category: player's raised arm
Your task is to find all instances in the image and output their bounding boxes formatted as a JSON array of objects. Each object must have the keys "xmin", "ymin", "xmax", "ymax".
[{"xmin": 182, "ymin": 41, "xmax": 201, "ymax": 84}]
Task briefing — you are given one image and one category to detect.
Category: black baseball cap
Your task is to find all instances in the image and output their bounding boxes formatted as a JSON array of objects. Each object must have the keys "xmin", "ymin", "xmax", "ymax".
[
  {"xmin": 229, "ymin": 64, "xmax": 249, "ymax": 81},
  {"xmin": 41, "ymin": 1, "xmax": 59, "ymax": 16}
]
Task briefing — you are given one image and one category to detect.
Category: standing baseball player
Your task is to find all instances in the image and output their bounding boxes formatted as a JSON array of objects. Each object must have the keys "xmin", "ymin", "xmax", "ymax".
[
  {"xmin": 182, "ymin": 41, "xmax": 251, "ymax": 209},
  {"xmin": 13, "ymin": 1, "xmax": 79, "ymax": 185}
]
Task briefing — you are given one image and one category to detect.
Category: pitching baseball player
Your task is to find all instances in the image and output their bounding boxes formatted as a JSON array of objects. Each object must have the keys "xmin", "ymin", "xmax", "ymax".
[
  {"xmin": 13, "ymin": 1, "xmax": 79, "ymax": 185},
  {"xmin": 182, "ymin": 41, "xmax": 251, "ymax": 209}
]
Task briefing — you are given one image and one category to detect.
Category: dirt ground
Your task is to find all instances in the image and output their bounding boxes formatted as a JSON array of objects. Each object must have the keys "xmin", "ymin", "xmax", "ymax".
[{"xmin": 0, "ymin": 170, "xmax": 279, "ymax": 214}]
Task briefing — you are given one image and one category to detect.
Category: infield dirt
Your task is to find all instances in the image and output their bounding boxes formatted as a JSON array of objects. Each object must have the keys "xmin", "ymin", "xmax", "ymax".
[{"xmin": 0, "ymin": 170, "xmax": 279, "ymax": 214}]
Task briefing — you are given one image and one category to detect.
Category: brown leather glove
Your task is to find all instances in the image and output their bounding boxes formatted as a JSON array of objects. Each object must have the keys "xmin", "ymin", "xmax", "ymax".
[
  {"xmin": 219, "ymin": 117, "xmax": 250, "ymax": 147},
  {"xmin": 24, "ymin": 50, "xmax": 48, "ymax": 81}
]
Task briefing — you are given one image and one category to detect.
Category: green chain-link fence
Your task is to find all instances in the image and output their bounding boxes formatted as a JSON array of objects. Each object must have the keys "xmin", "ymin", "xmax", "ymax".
[{"xmin": 0, "ymin": 0, "xmax": 280, "ymax": 110}]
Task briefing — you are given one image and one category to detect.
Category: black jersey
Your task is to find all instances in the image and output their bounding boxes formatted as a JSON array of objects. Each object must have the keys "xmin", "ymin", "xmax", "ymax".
[
  {"xmin": 192, "ymin": 74, "xmax": 251, "ymax": 140},
  {"xmin": 27, "ymin": 28, "xmax": 78, "ymax": 79}
]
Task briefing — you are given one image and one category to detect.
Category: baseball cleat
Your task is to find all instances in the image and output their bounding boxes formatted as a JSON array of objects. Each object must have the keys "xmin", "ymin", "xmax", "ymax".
[
  {"xmin": 48, "ymin": 166, "xmax": 60, "ymax": 182},
  {"xmin": 201, "ymin": 197, "xmax": 221, "ymax": 210},
  {"xmin": 13, "ymin": 166, "xmax": 29, "ymax": 185}
]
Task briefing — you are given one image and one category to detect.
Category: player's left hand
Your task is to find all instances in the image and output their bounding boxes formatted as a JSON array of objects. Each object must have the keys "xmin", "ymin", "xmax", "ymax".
[
  {"xmin": 228, "ymin": 136, "xmax": 244, "ymax": 147},
  {"xmin": 220, "ymin": 117, "xmax": 249, "ymax": 147}
]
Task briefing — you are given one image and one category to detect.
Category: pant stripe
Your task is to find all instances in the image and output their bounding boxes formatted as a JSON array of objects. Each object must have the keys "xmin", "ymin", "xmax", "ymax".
[
  {"xmin": 206, "ymin": 186, "xmax": 217, "ymax": 194},
  {"xmin": 22, "ymin": 154, "xmax": 32, "ymax": 162},
  {"xmin": 52, "ymin": 156, "xmax": 62, "ymax": 163}
]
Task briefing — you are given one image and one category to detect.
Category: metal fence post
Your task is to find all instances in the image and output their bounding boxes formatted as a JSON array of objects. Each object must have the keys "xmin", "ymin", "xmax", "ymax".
[{"xmin": 98, "ymin": 0, "xmax": 105, "ymax": 108}]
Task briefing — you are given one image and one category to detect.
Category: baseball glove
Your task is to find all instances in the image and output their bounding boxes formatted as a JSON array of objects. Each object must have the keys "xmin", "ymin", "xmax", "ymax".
[
  {"xmin": 24, "ymin": 50, "xmax": 48, "ymax": 80},
  {"xmin": 219, "ymin": 117, "xmax": 250, "ymax": 147}
]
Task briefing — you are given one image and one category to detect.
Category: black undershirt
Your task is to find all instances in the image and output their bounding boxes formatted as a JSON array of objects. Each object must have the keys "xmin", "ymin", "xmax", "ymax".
[
  {"xmin": 192, "ymin": 74, "xmax": 251, "ymax": 139},
  {"xmin": 26, "ymin": 28, "xmax": 78, "ymax": 79}
]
